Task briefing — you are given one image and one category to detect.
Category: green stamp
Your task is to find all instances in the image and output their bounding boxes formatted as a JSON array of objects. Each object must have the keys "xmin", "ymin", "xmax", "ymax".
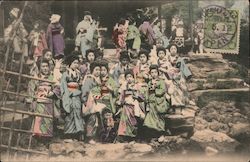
[{"xmin": 203, "ymin": 5, "xmax": 240, "ymax": 54}]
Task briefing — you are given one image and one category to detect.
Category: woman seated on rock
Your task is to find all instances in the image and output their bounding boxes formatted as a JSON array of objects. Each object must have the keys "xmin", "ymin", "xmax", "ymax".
[{"xmin": 143, "ymin": 65, "xmax": 169, "ymax": 138}]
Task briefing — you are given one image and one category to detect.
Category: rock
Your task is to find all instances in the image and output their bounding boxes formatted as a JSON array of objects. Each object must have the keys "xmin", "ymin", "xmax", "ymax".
[
  {"xmin": 229, "ymin": 122, "xmax": 250, "ymax": 140},
  {"xmin": 194, "ymin": 117, "xmax": 208, "ymax": 130},
  {"xmin": 64, "ymin": 142, "xmax": 75, "ymax": 154},
  {"xmin": 69, "ymin": 151, "xmax": 83, "ymax": 159},
  {"xmin": 205, "ymin": 146, "xmax": 218, "ymax": 156},
  {"xmin": 49, "ymin": 143, "xmax": 66, "ymax": 155},
  {"xmin": 158, "ymin": 136, "xmax": 165, "ymax": 143},
  {"xmin": 95, "ymin": 150, "xmax": 106, "ymax": 157},
  {"xmin": 124, "ymin": 143, "xmax": 152, "ymax": 153},
  {"xmin": 191, "ymin": 129, "xmax": 240, "ymax": 153}
]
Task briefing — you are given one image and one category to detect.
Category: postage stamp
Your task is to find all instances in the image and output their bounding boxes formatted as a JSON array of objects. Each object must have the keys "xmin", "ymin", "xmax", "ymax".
[{"xmin": 202, "ymin": 5, "xmax": 240, "ymax": 54}]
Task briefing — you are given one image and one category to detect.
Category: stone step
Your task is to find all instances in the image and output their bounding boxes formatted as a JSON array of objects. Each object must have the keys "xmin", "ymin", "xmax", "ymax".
[
  {"xmin": 188, "ymin": 78, "xmax": 248, "ymax": 91},
  {"xmin": 191, "ymin": 88, "xmax": 249, "ymax": 108}
]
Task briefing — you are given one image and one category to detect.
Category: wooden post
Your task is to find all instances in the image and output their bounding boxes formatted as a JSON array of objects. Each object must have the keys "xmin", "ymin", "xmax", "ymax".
[
  {"xmin": 73, "ymin": 0, "xmax": 78, "ymax": 37},
  {"xmin": 158, "ymin": 3, "xmax": 162, "ymax": 33}
]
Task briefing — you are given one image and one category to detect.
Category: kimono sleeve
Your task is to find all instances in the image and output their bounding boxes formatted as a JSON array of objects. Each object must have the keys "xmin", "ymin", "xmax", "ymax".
[
  {"xmin": 26, "ymin": 79, "xmax": 38, "ymax": 103},
  {"xmin": 177, "ymin": 58, "xmax": 192, "ymax": 79},
  {"xmin": 155, "ymin": 80, "xmax": 166, "ymax": 97},
  {"xmin": 81, "ymin": 78, "xmax": 93, "ymax": 104},
  {"xmin": 60, "ymin": 72, "xmax": 72, "ymax": 113}
]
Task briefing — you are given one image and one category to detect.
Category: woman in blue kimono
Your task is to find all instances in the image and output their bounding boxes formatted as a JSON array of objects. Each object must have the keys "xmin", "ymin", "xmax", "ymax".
[{"xmin": 61, "ymin": 53, "xmax": 84, "ymax": 140}]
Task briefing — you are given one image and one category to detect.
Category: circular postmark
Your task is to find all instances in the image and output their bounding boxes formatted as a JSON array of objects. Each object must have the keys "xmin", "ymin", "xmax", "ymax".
[{"xmin": 202, "ymin": 5, "xmax": 238, "ymax": 49}]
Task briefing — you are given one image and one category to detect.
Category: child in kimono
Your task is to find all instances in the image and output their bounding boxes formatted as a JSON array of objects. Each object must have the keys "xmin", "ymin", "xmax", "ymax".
[
  {"xmin": 29, "ymin": 59, "xmax": 54, "ymax": 139},
  {"xmin": 157, "ymin": 47, "xmax": 172, "ymax": 80},
  {"xmin": 133, "ymin": 49, "xmax": 151, "ymax": 82},
  {"xmin": 28, "ymin": 20, "xmax": 48, "ymax": 62},
  {"xmin": 61, "ymin": 53, "xmax": 84, "ymax": 140},
  {"xmin": 81, "ymin": 61, "xmax": 101, "ymax": 144},
  {"xmin": 110, "ymin": 51, "xmax": 132, "ymax": 86},
  {"xmin": 143, "ymin": 65, "xmax": 169, "ymax": 137},
  {"xmin": 46, "ymin": 14, "xmax": 65, "ymax": 58},
  {"xmin": 117, "ymin": 69, "xmax": 146, "ymax": 141}
]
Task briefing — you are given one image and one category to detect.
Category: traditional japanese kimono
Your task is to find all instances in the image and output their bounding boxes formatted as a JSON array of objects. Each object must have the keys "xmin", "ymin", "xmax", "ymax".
[
  {"xmin": 46, "ymin": 22, "xmax": 65, "ymax": 57},
  {"xmin": 79, "ymin": 62, "xmax": 90, "ymax": 79},
  {"xmin": 158, "ymin": 57, "xmax": 172, "ymax": 79},
  {"xmin": 4, "ymin": 20, "xmax": 28, "ymax": 56},
  {"xmin": 143, "ymin": 78, "xmax": 169, "ymax": 132},
  {"xmin": 126, "ymin": 24, "xmax": 141, "ymax": 50},
  {"xmin": 113, "ymin": 24, "xmax": 127, "ymax": 49},
  {"xmin": 75, "ymin": 20, "xmax": 95, "ymax": 57},
  {"xmin": 61, "ymin": 68, "xmax": 84, "ymax": 134},
  {"xmin": 133, "ymin": 60, "xmax": 150, "ymax": 81},
  {"xmin": 153, "ymin": 25, "xmax": 170, "ymax": 48},
  {"xmin": 99, "ymin": 75, "xmax": 118, "ymax": 114},
  {"xmin": 117, "ymin": 82, "xmax": 146, "ymax": 137},
  {"xmin": 28, "ymin": 29, "xmax": 48, "ymax": 58},
  {"xmin": 81, "ymin": 74, "xmax": 101, "ymax": 138},
  {"xmin": 85, "ymin": 75, "xmax": 118, "ymax": 142},
  {"xmin": 29, "ymin": 74, "xmax": 54, "ymax": 137},
  {"xmin": 167, "ymin": 58, "xmax": 192, "ymax": 107},
  {"xmin": 139, "ymin": 21, "xmax": 156, "ymax": 46},
  {"xmin": 110, "ymin": 63, "xmax": 132, "ymax": 86}
]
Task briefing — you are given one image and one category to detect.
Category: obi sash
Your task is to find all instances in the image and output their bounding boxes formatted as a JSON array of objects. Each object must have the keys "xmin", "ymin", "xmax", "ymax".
[{"xmin": 67, "ymin": 82, "xmax": 79, "ymax": 92}]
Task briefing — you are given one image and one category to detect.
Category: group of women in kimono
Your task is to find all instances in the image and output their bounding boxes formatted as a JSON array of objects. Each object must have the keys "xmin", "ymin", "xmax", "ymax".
[{"xmin": 21, "ymin": 9, "xmax": 193, "ymax": 144}]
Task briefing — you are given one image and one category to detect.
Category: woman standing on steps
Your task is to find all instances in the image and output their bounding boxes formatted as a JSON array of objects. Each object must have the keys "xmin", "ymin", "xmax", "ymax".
[{"xmin": 61, "ymin": 52, "xmax": 84, "ymax": 140}]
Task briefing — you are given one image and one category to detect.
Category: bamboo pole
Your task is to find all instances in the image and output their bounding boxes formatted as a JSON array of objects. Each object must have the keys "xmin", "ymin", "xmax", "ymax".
[{"xmin": 6, "ymin": 2, "xmax": 29, "ymax": 158}]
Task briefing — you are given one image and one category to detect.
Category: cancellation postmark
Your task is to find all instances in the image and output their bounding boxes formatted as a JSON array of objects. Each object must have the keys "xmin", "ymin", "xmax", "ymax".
[{"xmin": 202, "ymin": 5, "xmax": 240, "ymax": 54}]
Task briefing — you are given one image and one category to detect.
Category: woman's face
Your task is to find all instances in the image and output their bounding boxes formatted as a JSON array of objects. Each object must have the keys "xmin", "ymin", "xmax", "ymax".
[
  {"xmin": 40, "ymin": 63, "xmax": 49, "ymax": 75},
  {"xmin": 156, "ymin": 40, "xmax": 164, "ymax": 48},
  {"xmin": 78, "ymin": 55, "xmax": 84, "ymax": 63},
  {"xmin": 170, "ymin": 45, "xmax": 177, "ymax": 54},
  {"xmin": 121, "ymin": 58, "xmax": 129, "ymax": 66},
  {"xmin": 44, "ymin": 51, "xmax": 52, "ymax": 61},
  {"xmin": 158, "ymin": 50, "xmax": 166, "ymax": 60},
  {"xmin": 92, "ymin": 66, "xmax": 101, "ymax": 77},
  {"xmin": 87, "ymin": 52, "xmax": 95, "ymax": 63},
  {"xmin": 150, "ymin": 69, "xmax": 159, "ymax": 79},
  {"xmin": 101, "ymin": 66, "xmax": 108, "ymax": 77},
  {"xmin": 126, "ymin": 74, "xmax": 134, "ymax": 84},
  {"xmin": 70, "ymin": 60, "xmax": 79, "ymax": 70},
  {"xmin": 170, "ymin": 52, "xmax": 178, "ymax": 65},
  {"xmin": 139, "ymin": 54, "xmax": 147, "ymax": 64}
]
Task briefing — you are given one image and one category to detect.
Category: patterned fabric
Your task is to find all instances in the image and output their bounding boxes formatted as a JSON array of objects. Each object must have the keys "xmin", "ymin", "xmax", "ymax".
[
  {"xmin": 117, "ymin": 83, "xmax": 146, "ymax": 137},
  {"xmin": 28, "ymin": 29, "xmax": 48, "ymax": 57},
  {"xmin": 31, "ymin": 74, "xmax": 54, "ymax": 137},
  {"xmin": 61, "ymin": 69, "xmax": 84, "ymax": 134},
  {"xmin": 143, "ymin": 79, "xmax": 169, "ymax": 132}
]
